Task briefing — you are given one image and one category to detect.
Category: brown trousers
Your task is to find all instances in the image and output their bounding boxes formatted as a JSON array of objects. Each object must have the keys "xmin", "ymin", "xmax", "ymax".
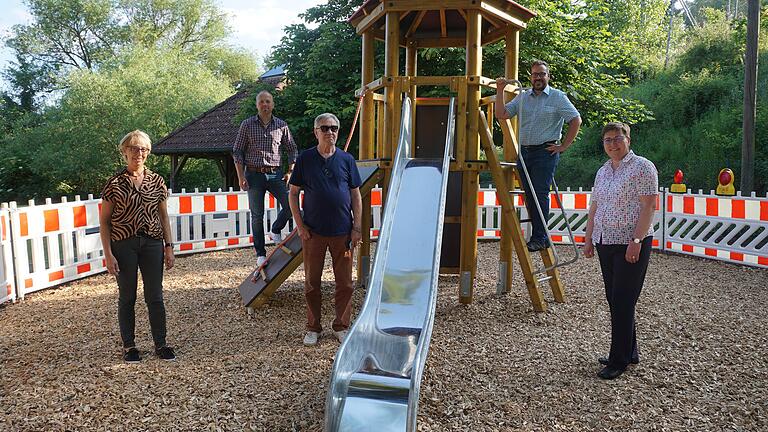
[{"xmin": 302, "ymin": 233, "xmax": 354, "ymax": 332}]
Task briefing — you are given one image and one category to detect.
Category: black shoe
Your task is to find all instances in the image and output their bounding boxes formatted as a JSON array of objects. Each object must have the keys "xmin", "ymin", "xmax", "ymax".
[
  {"xmin": 527, "ymin": 239, "xmax": 549, "ymax": 252},
  {"xmin": 155, "ymin": 346, "xmax": 176, "ymax": 361},
  {"xmin": 597, "ymin": 366, "xmax": 625, "ymax": 380},
  {"xmin": 598, "ymin": 356, "xmax": 639, "ymax": 366},
  {"xmin": 123, "ymin": 347, "xmax": 141, "ymax": 363}
]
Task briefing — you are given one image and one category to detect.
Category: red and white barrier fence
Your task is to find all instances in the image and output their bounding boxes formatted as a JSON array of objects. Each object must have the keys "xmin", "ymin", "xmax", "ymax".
[{"xmin": 0, "ymin": 187, "xmax": 765, "ymax": 305}]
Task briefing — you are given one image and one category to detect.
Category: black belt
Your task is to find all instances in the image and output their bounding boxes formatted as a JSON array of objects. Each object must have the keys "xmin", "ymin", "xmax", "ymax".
[
  {"xmin": 523, "ymin": 140, "xmax": 558, "ymax": 150},
  {"xmin": 248, "ymin": 166, "xmax": 279, "ymax": 173}
]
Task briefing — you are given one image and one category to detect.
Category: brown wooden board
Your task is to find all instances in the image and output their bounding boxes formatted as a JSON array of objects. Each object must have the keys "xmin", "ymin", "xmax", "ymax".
[
  {"xmin": 238, "ymin": 164, "xmax": 381, "ymax": 308},
  {"xmin": 238, "ymin": 230, "xmax": 303, "ymax": 307}
]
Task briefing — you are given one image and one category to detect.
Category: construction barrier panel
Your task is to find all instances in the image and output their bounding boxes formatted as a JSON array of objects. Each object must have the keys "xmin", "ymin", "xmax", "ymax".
[
  {"xmin": 0, "ymin": 206, "xmax": 14, "ymax": 304},
  {"xmin": 0, "ymin": 187, "xmax": 765, "ymax": 304}
]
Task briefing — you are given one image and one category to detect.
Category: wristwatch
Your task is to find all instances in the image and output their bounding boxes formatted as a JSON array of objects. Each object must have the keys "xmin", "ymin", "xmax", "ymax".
[
  {"xmin": 164, "ymin": 242, "xmax": 174, "ymax": 248},
  {"xmin": 631, "ymin": 238, "xmax": 641, "ymax": 244}
]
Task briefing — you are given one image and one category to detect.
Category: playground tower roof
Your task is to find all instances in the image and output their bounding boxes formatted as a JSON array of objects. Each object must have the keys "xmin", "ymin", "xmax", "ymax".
[{"xmin": 349, "ymin": 0, "xmax": 536, "ymax": 47}]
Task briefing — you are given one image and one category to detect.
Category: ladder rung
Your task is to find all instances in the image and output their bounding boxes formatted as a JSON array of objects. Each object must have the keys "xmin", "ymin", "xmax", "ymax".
[
  {"xmin": 508, "ymin": 190, "xmax": 526, "ymax": 194},
  {"xmin": 499, "ymin": 162, "xmax": 517, "ymax": 167},
  {"xmin": 537, "ymin": 275, "xmax": 553, "ymax": 284}
]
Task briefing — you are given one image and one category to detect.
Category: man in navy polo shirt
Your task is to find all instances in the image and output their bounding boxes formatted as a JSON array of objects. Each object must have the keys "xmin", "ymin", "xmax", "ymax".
[{"xmin": 288, "ymin": 113, "xmax": 362, "ymax": 347}]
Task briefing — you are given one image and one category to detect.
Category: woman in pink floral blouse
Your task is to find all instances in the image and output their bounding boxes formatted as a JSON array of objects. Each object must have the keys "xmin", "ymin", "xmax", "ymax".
[{"xmin": 583, "ymin": 122, "xmax": 658, "ymax": 380}]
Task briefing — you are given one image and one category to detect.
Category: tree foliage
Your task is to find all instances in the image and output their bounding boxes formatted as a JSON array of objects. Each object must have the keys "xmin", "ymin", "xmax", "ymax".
[
  {"xmin": 3, "ymin": 0, "xmax": 258, "ymax": 107},
  {"xmin": 0, "ymin": 47, "xmax": 232, "ymax": 201}
]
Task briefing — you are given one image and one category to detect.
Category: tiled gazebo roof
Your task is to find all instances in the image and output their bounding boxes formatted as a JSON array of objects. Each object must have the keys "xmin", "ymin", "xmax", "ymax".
[{"xmin": 153, "ymin": 90, "xmax": 248, "ymax": 155}]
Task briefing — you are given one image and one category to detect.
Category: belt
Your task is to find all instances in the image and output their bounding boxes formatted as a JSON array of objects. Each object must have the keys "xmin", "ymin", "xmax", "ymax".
[
  {"xmin": 523, "ymin": 140, "xmax": 558, "ymax": 150},
  {"xmin": 248, "ymin": 166, "xmax": 279, "ymax": 173}
]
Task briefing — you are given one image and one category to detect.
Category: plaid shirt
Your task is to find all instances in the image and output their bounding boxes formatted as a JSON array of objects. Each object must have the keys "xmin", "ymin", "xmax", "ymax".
[
  {"xmin": 232, "ymin": 115, "xmax": 298, "ymax": 168},
  {"xmin": 591, "ymin": 151, "xmax": 658, "ymax": 245}
]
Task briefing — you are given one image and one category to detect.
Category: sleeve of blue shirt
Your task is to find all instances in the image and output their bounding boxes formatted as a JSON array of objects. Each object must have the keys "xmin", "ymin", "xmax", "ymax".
[
  {"xmin": 504, "ymin": 93, "xmax": 522, "ymax": 117},
  {"xmin": 558, "ymin": 92, "xmax": 580, "ymax": 123},
  {"xmin": 289, "ymin": 152, "xmax": 304, "ymax": 187},
  {"xmin": 347, "ymin": 154, "xmax": 362, "ymax": 189}
]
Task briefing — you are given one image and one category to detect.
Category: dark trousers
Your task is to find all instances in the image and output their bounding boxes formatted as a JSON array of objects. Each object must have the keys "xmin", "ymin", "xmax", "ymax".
[
  {"xmin": 302, "ymin": 234, "xmax": 354, "ymax": 332},
  {"xmin": 111, "ymin": 236, "xmax": 167, "ymax": 349},
  {"xmin": 596, "ymin": 237, "xmax": 652, "ymax": 369},
  {"xmin": 245, "ymin": 168, "xmax": 291, "ymax": 256},
  {"xmin": 518, "ymin": 146, "xmax": 559, "ymax": 243}
]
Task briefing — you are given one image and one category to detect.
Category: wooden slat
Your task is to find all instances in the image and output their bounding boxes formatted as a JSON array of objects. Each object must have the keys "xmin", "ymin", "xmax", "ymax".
[{"xmin": 386, "ymin": 0, "xmax": 474, "ymax": 11}]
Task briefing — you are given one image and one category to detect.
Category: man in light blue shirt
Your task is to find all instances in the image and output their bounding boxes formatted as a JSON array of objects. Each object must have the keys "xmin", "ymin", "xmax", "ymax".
[{"xmin": 495, "ymin": 60, "xmax": 582, "ymax": 251}]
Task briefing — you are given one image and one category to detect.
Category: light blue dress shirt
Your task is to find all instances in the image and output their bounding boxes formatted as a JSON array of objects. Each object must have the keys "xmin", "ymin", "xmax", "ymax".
[{"xmin": 504, "ymin": 85, "xmax": 580, "ymax": 147}]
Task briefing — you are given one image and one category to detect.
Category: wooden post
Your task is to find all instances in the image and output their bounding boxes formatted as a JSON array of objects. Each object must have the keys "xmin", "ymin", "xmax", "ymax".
[
  {"xmin": 498, "ymin": 28, "xmax": 519, "ymax": 294},
  {"xmin": 741, "ymin": 0, "xmax": 760, "ymax": 193},
  {"xmin": 384, "ymin": 11, "xmax": 400, "ymax": 162},
  {"xmin": 459, "ymin": 9, "xmax": 482, "ymax": 304},
  {"xmin": 405, "ymin": 40, "xmax": 417, "ymax": 157},
  {"xmin": 359, "ymin": 30, "xmax": 376, "ymax": 287},
  {"xmin": 382, "ymin": 11, "xmax": 400, "ymax": 206}
]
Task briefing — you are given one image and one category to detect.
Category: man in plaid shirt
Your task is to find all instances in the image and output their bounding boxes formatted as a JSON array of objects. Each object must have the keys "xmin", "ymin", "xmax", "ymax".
[{"xmin": 233, "ymin": 90, "xmax": 298, "ymax": 267}]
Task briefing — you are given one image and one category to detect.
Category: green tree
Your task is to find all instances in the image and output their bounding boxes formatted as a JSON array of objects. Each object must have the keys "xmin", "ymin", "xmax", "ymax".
[
  {"xmin": 4, "ymin": 0, "xmax": 258, "ymax": 105},
  {"xmin": 0, "ymin": 47, "xmax": 233, "ymax": 201}
]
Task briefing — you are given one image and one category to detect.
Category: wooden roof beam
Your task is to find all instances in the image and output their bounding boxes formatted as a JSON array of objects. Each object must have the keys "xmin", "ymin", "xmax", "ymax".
[
  {"xmin": 480, "ymin": 1, "xmax": 527, "ymax": 29},
  {"xmin": 355, "ymin": 2, "xmax": 386, "ymax": 34},
  {"xmin": 440, "ymin": 9, "xmax": 447, "ymax": 37},
  {"xmin": 405, "ymin": 10, "xmax": 427, "ymax": 38}
]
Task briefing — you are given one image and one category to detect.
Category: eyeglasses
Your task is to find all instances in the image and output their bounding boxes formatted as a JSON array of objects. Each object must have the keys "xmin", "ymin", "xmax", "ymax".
[
  {"xmin": 531, "ymin": 72, "xmax": 548, "ymax": 78},
  {"xmin": 316, "ymin": 125, "xmax": 339, "ymax": 133},
  {"xmin": 322, "ymin": 167, "xmax": 333, "ymax": 178},
  {"xmin": 127, "ymin": 146, "xmax": 151, "ymax": 154},
  {"xmin": 602, "ymin": 135, "xmax": 628, "ymax": 145}
]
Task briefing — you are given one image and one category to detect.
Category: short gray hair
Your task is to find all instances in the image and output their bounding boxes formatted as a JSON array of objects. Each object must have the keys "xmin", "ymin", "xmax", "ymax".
[{"xmin": 314, "ymin": 113, "xmax": 340, "ymax": 128}]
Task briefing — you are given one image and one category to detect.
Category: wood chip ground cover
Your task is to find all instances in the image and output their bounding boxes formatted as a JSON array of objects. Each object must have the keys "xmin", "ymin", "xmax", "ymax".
[{"xmin": 0, "ymin": 243, "xmax": 766, "ymax": 431}]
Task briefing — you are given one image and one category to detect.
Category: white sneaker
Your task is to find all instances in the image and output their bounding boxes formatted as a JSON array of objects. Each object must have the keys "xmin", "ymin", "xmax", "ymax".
[
  {"xmin": 269, "ymin": 231, "xmax": 283, "ymax": 243},
  {"xmin": 333, "ymin": 330, "xmax": 348, "ymax": 343},
  {"xmin": 303, "ymin": 331, "xmax": 319, "ymax": 346},
  {"xmin": 256, "ymin": 255, "xmax": 267, "ymax": 268}
]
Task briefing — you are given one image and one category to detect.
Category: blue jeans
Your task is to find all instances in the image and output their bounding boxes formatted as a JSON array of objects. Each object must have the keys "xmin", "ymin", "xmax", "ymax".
[
  {"xmin": 518, "ymin": 146, "xmax": 559, "ymax": 243},
  {"xmin": 111, "ymin": 235, "xmax": 167, "ymax": 349},
  {"xmin": 246, "ymin": 168, "xmax": 291, "ymax": 256}
]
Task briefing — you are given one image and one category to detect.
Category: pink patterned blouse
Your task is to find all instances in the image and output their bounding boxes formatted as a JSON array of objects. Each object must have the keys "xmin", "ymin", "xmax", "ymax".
[{"xmin": 591, "ymin": 150, "xmax": 658, "ymax": 245}]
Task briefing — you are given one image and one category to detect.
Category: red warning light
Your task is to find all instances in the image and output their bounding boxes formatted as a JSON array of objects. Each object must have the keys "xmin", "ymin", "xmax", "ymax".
[
  {"xmin": 673, "ymin": 169, "xmax": 684, "ymax": 184},
  {"xmin": 719, "ymin": 170, "xmax": 732, "ymax": 186}
]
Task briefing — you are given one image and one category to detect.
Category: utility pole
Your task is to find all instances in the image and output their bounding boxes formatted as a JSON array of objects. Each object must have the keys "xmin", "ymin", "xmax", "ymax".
[{"xmin": 741, "ymin": 0, "xmax": 760, "ymax": 193}]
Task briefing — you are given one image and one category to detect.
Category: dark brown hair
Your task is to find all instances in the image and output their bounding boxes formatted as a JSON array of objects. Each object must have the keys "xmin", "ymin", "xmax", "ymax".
[{"xmin": 601, "ymin": 122, "xmax": 631, "ymax": 138}]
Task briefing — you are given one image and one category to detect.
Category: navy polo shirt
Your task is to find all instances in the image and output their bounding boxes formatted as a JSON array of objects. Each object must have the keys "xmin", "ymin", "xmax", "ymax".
[{"xmin": 289, "ymin": 147, "xmax": 362, "ymax": 236}]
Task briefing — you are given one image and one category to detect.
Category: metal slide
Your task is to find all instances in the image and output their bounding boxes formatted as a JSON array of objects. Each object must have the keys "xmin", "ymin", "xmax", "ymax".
[{"xmin": 324, "ymin": 96, "xmax": 455, "ymax": 432}]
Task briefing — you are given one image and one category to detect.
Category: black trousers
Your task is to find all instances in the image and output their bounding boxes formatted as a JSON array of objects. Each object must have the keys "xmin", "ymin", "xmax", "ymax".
[
  {"xmin": 596, "ymin": 236, "xmax": 652, "ymax": 369},
  {"xmin": 111, "ymin": 235, "xmax": 167, "ymax": 349}
]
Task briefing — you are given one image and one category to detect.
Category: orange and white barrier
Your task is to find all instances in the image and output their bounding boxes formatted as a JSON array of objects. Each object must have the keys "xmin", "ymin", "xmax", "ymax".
[
  {"xmin": 664, "ymin": 191, "xmax": 768, "ymax": 267},
  {"xmin": 0, "ymin": 187, "xmax": 765, "ymax": 304},
  {"xmin": 8, "ymin": 196, "xmax": 106, "ymax": 299},
  {"xmin": 0, "ymin": 206, "xmax": 14, "ymax": 303}
]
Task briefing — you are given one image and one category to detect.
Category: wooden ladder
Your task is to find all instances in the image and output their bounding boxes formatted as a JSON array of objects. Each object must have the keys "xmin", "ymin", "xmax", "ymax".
[{"xmin": 477, "ymin": 109, "xmax": 565, "ymax": 312}]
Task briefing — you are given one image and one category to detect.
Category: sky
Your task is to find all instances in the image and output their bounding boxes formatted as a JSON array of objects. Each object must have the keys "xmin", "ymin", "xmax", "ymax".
[{"xmin": 0, "ymin": 0, "xmax": 325, "ymax": 85}]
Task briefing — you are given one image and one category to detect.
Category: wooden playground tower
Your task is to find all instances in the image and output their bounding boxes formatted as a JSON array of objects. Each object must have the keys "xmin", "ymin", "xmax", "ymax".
[{"xmin": 350, "ymin": 0, "xmax": 566, "ymax": 311}]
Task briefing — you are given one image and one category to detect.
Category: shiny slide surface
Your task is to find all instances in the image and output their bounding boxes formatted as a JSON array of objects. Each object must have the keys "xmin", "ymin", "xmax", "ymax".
[{"xmin": 325, "ymin": 97, "xmax": 455, "ymax": 431}]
